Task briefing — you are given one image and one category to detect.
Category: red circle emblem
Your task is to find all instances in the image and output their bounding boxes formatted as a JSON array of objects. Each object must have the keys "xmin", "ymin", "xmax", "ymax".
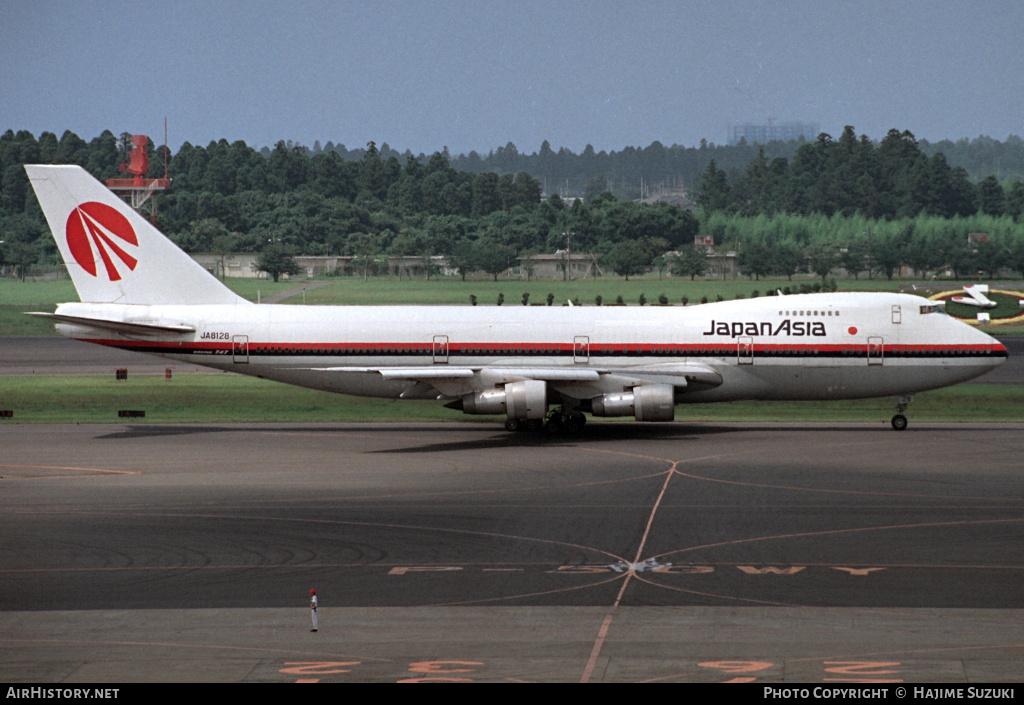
[
  {"xmin": 848, "ymin": 326, "xmax": 858, "ymax": 335},
  {"xmin": 65, "ymin": 202, "xmax": 138, "ymax": 281}
]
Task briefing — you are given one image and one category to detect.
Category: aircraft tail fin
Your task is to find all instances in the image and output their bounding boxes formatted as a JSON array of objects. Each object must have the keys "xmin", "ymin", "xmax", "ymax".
[{"xmin": 25, "ymin": 165, "xmax": 249, "ymax": 306}]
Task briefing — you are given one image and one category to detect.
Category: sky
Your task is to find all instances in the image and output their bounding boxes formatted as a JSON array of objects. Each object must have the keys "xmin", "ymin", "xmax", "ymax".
[{"xmin": 2, "ymin": 0, "xmax": 1022, "ymax": 156}]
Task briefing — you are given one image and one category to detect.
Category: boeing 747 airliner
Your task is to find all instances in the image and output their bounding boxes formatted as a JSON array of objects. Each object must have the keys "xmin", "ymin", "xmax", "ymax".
[{"xmin": 25, "ymin": 165, "xmax": 1007, "ymax": 432}]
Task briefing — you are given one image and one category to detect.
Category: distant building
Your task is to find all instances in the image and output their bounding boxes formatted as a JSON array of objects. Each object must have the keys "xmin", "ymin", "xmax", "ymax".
[
  {"xmin": 640, "ymin": 187, "xmax": 697, "ymax": 210},
  {"xmin": 728, "ymin": 121, "xmax": 819, "ymax": 146},
  {"xmin": 676, "ymin": 235, "xmax": 738, "ymax": 277},
  {"xmin": 191, "ymin": 253, "xmax": 451, "ymax": 279},
  {"xmin": 541, "ymin": 193, "xmax": 584, "ymax": 208},
  {"xmin": 192, "ymin": 253, "xmax": 261, "ymax": 278},
  {"xmin": 518, "ymin": 251, "xmax": 602, "ymax": 280}
]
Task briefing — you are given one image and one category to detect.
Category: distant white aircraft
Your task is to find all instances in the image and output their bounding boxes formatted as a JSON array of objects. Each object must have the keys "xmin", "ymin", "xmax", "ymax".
[
  {"xmin": 25, "ymin": 165, "xmax": 1007, "ymax": 432},
  {"xmin": 951, "ymin": 284, "xmax": 998, "ymax": 309}
]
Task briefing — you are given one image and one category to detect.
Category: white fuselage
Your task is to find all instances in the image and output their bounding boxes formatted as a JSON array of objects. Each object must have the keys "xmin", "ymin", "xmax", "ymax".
[{"xmin": 52, "ymin": 291, "xmax": 1006, "ymax": 407}]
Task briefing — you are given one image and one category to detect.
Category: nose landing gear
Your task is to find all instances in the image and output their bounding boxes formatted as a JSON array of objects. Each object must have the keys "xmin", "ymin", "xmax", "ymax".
[{"xmin": 891, "ymin": 395, "xmax": 914, "ymax": 431}]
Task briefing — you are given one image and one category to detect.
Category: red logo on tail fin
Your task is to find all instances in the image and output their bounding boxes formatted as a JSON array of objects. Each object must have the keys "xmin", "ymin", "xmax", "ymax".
[{"xmin": 66, "ymin": 202, "xmax": 139, "ymax": 280}]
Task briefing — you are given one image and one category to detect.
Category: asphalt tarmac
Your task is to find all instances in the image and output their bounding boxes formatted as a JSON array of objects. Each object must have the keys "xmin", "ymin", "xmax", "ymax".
[
  {"xmin": 0, "ymin": 337, "xmax": 212, "ymax": 376},
  {"xmin": 2, "ymin": 421, "xmax": 1024, "ymax": 683}
]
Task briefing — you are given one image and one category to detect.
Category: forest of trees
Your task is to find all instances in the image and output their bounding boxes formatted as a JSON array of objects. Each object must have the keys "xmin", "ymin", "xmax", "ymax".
[
  {"xmin": 1, "ymin": 126, "xmax": 1023, "ymax": 283},
  {"xmin": 280, "ymin": 130, "xmax": 1024, "ymax": 201},
  {"xmin": 0, "ymin": 129, "xmax": 699, "ymax": 279},
  {"xmin": 694, "ymin": 127, "xmax": 1024, "ymax": 220}
]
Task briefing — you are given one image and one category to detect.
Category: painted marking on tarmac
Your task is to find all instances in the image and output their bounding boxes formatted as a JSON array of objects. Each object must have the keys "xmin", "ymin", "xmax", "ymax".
[
  {"xmin": 267, "ymin": 657, "xmax": 914, "ymax": 683},
  {"xmin": 738, "ymin": 565, "xmax": 805, "ymax": 575},
  {"xmin": 581, "ymin": 463, "xmax": 677, "ymax": 683},
  {"xmin": 0, "ymin": 463, "xmax": 140, "ymax": 476},
  {"xmin": 833, "ymin": 567, "xmax": 887, "ymax": 576},
  {"xmin": 698, "ymin": 661, "xmax": 775, "ymax": 684},
  {"xmin": 608, "ymin": 558, "xmax": 671, "ymax": 573},
  {"xmin": 823, "ymin": 661, "xmax": 903, "ymax": 683},
  {"xmin": 397, "ymin": 660, "xmax": 484, "ymax": 683}
]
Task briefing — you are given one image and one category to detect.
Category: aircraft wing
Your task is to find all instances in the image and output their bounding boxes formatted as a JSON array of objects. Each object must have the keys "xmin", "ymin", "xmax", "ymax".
[
  {"xmin": 310, "ymin": 362, "xmax": 722, "ymax": 399},
  {"xmin": 590, "ymin": 362, "xmax": 723, "ymax": 390}
]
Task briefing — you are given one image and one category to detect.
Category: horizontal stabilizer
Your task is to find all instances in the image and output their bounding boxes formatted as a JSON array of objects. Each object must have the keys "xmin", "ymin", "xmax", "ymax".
[{"xmin": 26, "ymin": 312, "xmax": 195, "ymax": 336}]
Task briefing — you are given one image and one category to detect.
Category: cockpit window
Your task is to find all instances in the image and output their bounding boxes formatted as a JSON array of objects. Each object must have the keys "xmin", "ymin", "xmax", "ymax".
[{"xmin": 920, "ymin": 304, "xmax": 944, "ymax": 315}]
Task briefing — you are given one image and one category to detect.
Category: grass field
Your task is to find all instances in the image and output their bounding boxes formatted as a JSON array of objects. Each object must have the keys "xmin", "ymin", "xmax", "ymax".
[
  {"xmin": 0, "ymin": 279, "xmax": 79, "ymax": 336},
  {"xmin": 290, "ymin": 274, "xmax": 980, "ymax": 306},
  {"xmin": 1, "ymin": 373, "xmax": 1021, "ymax": 425}
]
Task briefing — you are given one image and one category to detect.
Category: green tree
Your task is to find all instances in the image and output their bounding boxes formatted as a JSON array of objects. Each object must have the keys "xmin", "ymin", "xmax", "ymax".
[
  {"xmin": 473, "ymin": 236, "xmax": 515, "ymax": 281},
  {"xmin": 603, "ymin": 241, "xmax": 650, "ymax": 280},
  {"xmin": 669, "ymin": 246, "xmax": 707, "ymax": 280},
  {"xmin": 583, "ymin": 174, "xmax": 609, "ymax": 203},
  {"xmin": 257, "ymin": 244, "xmax": 301, "ymax": 283},
  {"xmin": 695, "ymin": 159, "xmax": 730, "ymax": 212},
  {"xmin": 807, "ymin": 242, "xmax": 840, "ymax": 283},
  {"xmin": 977, "ymin": 176, "xmax": 1006, "ymax": 216},
  {"xmin": 1006, "ymin": 180, "xmax": 1024, "ymax": 220},
  {"xmin": 210, "ymin": 233, "xmax": 238, "ymax": 280},
  {"xmin": 770, "ymin": 241, "xmax": 804, "ymax": 280},
  {"xmin": 388, "ymin": 230, "xmax": 418, "ymax": 280},
  {"xmin": 349, "ymin": 232, "xmax": 383, "ymax": 281},
  {"xmin": 974, "ymin": 240, "xmax": 1005, "ymax": 279},
  {"xmin": 839, "ymin": 239, "xmax": 870, "ymax": 279},
  {"xmin": 737, "ymin": 241, "xmax": 772, "ymax": 280},
  {"xmin": 1006, "ymin": 239, "xmax": 1024, "ymax": 278},
  {"xmin": 868, "ymin": 234, "xmax": 904, "ymax": 280},
  {"xmin": 446, "ymin": 237, "xmax": 477, "ymax": 281}
]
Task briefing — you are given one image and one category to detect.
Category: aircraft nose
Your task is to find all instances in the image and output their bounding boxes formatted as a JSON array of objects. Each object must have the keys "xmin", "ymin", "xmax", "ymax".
[{"xmin": 980, "ymin": 331, "xmax": 1007, "ymax": 365}]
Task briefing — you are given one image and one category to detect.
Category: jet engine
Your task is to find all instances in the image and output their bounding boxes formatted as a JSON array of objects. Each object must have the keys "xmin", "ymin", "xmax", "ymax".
[
  {"xmin": 590, "ymin": 384, "xmax": 675, "ymax": 421},
  {"xmin": 460, "ymin": 379, "xmax": 548, "ymax": 420}
]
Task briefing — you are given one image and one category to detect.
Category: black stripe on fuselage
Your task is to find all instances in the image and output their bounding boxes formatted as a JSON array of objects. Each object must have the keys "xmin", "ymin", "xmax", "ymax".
[{"xmin": 84, "ymin": 339, "xmax": 1008, "ymax": 360}]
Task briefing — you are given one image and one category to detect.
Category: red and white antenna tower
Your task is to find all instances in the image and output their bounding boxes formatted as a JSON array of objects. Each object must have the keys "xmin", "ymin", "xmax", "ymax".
[{"xmin": 105, "ymin": 119, "xmax": 170, "ymax": 225}]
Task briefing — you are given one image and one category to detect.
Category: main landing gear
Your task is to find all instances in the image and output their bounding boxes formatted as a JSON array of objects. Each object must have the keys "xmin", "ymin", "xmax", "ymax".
[
  {"xmin": 504, "ymin": 417, "xmax": 543, "ymax": 432},
  {"xmin": 504, "ymin": 410, "xmax": 586, "ymax": 435},
  {"xmin": 891, "ymin": 395, "xmax": 914, "ymax": 431},
  {"xmin": 543, "ymin": 410, "xmax": 586, "ymax": 435}
]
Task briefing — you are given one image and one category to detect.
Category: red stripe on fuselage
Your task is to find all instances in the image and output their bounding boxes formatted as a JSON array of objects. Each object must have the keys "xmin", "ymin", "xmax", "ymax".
[{"xmin": 76, "ymin": 338, "xmax": 1008, "ymax": 356}]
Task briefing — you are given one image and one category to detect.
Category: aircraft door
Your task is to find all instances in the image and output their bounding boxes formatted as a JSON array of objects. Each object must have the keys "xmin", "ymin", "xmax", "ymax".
[
  {"xmin": 432, "ymin": 335, "xmax": 449, "ymax": 364},
  {"xmin": 867, "ymin": 336, "xmax": 884, "ymax": 365},
  {"xmin": 892, "ymin": 305, "xmax": 902, "ymax": 324},
  {"xmin": 573, "ymin": 336, "xmax": 590, "ymax": 364},
  {"xmin": 232, "ymin": 335, "xmax": 249, "ymax": 364},
  {"xmin": 737, "ymin": 336, "xmax": 753, "ymax": 365}
]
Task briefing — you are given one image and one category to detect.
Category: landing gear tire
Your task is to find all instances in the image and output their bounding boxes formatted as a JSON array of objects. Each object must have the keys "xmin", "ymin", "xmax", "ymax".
[
  {"xmin": 543, "ymin": 416, "xmax": 563, "ymax": 435},
  {"xmin": 504, "ymin": 418, "xmax": 521, "ymax": 432},
  {"xmin": 525, "ymin": 418, "xmax": 544, "ymax": 432},
  {"xmin": 563, "ymin": 412, "xmax": 585, "ymax": 434},
  {"xmin": 891, "ymin": 395, "xmax": 913, "ymax": 431},
  {"xmin": 542, "ymin": 411, "xmax": 586, "ymax": 436}
]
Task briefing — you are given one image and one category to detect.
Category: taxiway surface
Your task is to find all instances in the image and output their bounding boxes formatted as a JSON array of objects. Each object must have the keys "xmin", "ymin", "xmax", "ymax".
[{"xmin": 2, "ymin": 422, "xmax": 1023, "ymax": 682}]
